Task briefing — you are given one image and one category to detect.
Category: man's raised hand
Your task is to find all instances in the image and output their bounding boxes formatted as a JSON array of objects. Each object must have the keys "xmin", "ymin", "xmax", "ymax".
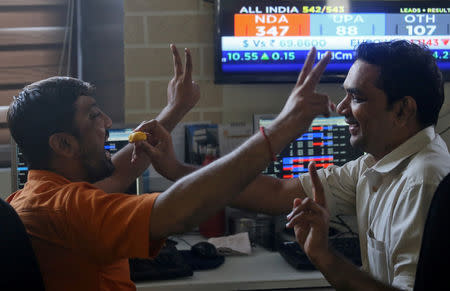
[
  {"xmin": 277, "ymin": 48, "xmax": 335, "ymax": 131},
  {"xmin": 167, "ymin": 44, "xmax": 200, "ymax": 114},
  {"xmin": 286, "ymin": 162, "xmax": 330, "ymax": 263},
  {"xmin": 132, "ymin": 120, "xmax": 181, "ymax": 180}
]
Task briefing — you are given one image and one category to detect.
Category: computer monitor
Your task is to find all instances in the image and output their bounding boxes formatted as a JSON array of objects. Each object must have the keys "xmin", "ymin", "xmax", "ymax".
[
  {"xmin": 10, "ymin": 140, "xmax": 28, "ymax": 192},
  {"xmin": 253, "ymin": 114, "xmax": 363, "ymax": 179},
  {"xmin": 106, "ymin": 127, "xmax": 144, "ymax": 194},
  {"xmin": 11, "ymin": 127, "xmax": 143, "ymax": 194}
]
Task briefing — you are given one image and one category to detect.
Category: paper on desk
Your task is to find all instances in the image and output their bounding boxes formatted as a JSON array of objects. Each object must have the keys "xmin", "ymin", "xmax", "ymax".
[{"xmin": 208, "ymin": 232, "xmax": 252, "ymax": 256}]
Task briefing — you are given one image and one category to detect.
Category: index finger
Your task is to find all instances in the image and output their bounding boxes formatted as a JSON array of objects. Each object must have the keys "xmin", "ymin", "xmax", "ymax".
[
  {"xmin": 183, "ymin": 48, "xmax": 193, "ymax": 83},
  {"xmin": 171, "ymin": 44, "xmax": 183, "ymax": 78},
  {"xmin": 296, "ymin": 47, "xmax": 316, "ymax": 86},
  {"xmin": 302, "ymin": 51, "xmax": 331, "ymax": 92},
  {"xmin": 308, "ymin": 162, "xmax": 326, "ymax": 208}
]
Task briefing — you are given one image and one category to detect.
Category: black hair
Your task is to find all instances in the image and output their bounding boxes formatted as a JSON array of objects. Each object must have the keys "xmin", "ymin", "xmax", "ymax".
[
  {"xmin": 7, "ymin": 77, "xmax": 95, "ymax": 169},
  {"xmin": 355, "ymin": 40, "xmax": 444, "ymax": 127}
]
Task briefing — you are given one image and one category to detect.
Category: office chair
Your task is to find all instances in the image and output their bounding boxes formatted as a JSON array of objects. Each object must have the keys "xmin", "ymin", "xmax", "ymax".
[
  {"xmin": 0, "ymin": 198, "xmax": 45, "ymax": 290},
  {"xmin": 414, "ymin": 172, "xmax": 450, "ymax": 291}
]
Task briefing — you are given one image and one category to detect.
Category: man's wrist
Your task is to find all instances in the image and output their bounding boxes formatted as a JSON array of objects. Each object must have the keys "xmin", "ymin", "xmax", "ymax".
[
  {"xmin": 264, "ymin": 115, "xmax": 309, "ymax": 153},
  {"xmin": 308, "ymin": 246, "xmax": 336, "ymax": 269},
  {"xmin": 157, "ymin": 104, "xmax": 186, "ymax": 132}
]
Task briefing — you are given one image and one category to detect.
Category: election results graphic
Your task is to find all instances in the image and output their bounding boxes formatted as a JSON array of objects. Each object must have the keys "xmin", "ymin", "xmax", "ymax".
[{"xmin": 215, "ymin": 1, "xmax": 450, "ymax": 82}]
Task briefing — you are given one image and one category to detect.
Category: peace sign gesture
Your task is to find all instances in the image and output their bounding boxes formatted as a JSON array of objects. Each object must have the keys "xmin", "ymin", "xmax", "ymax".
[
  {"xmin": 286, "ymin": 162, "xmax": 330, "ymax": 263},
  {"xmin": 275, "ymin": 47, "xmax": 335, "ymax": 136},
  {"xmin": 167, "ymin": 44, "xmax": 200, "ymax": 120}
]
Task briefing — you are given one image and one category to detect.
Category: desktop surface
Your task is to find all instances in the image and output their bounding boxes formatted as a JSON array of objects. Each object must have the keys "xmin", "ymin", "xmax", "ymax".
[{"xmin": 135, "ymin": 234, "xmax": 332, "ymax": 291}]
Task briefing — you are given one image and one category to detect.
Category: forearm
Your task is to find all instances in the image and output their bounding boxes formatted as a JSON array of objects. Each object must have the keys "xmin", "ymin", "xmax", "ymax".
[
  {"xmin": 163, "ymin": 162, "xmax": 199, "ymax": 181},
  {"xmin": 156, "ymin": 103, "xmax": 188, "ymax": 132},
  {"xmin": 231, "ymin": 175, "xmax": 306, "ymax": 215},
  {"xmin": 94, "ymin": 144, "xmax": 150, "ymax": 192},
  {"xmin": 314, "ymin": 249, "xmax": 401, "ymax": 291}
]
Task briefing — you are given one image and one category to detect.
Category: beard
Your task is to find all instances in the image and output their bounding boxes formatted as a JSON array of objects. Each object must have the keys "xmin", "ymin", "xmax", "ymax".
[
  {"xmin": 84, "ymin": 156, "xmax": 115, "ymax": 183},
  {"xmin": 80, "ymin": 146, "xmax": 115, "ymax": 183}
]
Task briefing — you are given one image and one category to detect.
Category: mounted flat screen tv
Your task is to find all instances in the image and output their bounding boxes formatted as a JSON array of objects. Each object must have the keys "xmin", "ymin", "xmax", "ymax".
[{"xmin": 214, "ymin": 0, "xmax": 450, "ymax": 83}]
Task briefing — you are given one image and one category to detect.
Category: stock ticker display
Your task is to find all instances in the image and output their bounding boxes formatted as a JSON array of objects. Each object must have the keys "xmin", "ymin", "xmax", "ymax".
[
  {"xmin": 216, "ymin": 1, "xmax": 450, "ymax": 82},
  {"xmin": 257, "ymin": 116, "xmax": 363, "ymax": 179}
]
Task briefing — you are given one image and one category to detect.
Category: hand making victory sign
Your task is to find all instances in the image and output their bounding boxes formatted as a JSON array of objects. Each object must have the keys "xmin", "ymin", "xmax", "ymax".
[
  {"xmin": 166, "ymin": 44, "xmax": 200, "ymax": 119},
  {"xmin": 273, "ymin": 47, "xmax": 335, "ymax": 141},
  {"xmin": 131, "ymin": 44, "xmax": 200, "ymax": 163},
  {"xmin": 286, "ymin": 161, "xmax": 330, "ymax": 264}
]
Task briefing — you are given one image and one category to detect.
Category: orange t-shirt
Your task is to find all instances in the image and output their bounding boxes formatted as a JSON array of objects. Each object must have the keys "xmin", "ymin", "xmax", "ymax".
[{"xmin": 7, "ymin": 170, "xmax": 164, "ymax": 291}]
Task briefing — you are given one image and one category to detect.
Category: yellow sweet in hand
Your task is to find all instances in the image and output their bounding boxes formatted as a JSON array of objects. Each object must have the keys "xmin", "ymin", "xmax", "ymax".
[{"xmin": 128, "ymin": 131, "xmax": 147, "ymax": 143}]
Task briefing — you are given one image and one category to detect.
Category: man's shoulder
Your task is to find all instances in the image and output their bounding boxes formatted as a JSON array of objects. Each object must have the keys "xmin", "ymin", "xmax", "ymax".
[
  {"xmin": 10, "ymin": 179, "xmax": 102, "ymax": 210},
  {"xmin": 405, "ymin": 138, "xmax": 450, "ymax": 185},
  {"xmin": 334, "ymin": 153, "xmax": 372, "ymax": 175},
  {"xmin": 412, "ymin": 134, "xmax": 449, "ymax": 168}
]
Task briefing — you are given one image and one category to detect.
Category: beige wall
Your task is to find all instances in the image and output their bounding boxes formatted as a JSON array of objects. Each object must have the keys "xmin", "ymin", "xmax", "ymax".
[{"xmin": 123, "ymin": 0, "xmax": 450, "ymax": 146}]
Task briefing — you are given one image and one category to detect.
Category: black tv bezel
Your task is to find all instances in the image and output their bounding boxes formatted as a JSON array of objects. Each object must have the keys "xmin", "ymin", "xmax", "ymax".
[{"xmin": 214, "ymin": 0, "xmax": 450, "ymax": 84}]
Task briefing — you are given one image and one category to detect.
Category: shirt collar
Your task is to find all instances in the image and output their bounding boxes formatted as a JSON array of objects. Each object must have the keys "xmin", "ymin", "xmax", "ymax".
[
  {"xmin": 371, "ymin": 126, "xmax": 436, "ymax": 174},
  {"xmin": 28, "ymin": 169, "xmax": 72, "ymax": 185}
]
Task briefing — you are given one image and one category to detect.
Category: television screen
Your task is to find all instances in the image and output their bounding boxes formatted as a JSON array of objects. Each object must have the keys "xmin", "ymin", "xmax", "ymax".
[{"xmin": 215, "ymin": 0, "xmax": 450, "ymax": 83}]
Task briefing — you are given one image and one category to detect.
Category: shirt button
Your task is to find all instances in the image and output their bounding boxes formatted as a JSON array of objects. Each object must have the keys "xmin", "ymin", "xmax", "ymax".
[{"xmin": 372, "ymin": 186, "xmax": 378, "ymax": 192}]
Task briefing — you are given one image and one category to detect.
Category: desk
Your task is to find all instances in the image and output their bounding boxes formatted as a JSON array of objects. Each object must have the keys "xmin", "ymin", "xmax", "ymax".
[{"xmin": 136, "ymin": 235, "xmax": 332, "ymax": 291}]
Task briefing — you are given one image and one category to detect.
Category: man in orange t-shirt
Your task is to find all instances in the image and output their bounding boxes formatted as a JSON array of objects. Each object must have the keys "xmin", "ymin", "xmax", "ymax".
[
  {"xmin": 7, "ymin": 172, "xmax": 163, "ymax": 290},
  {"xmin": 7, "ymin": 47, "xmax": 333, "ymax": 290}
]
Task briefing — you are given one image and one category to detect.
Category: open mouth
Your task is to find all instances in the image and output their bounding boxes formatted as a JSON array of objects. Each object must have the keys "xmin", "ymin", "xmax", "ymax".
[
  {"xmin": 104, "ymin": 129, "xmax": 110, "ymax": 143},
  {"xmin": 346, "ymin": 119, "xmax": 359, "ymax": 135},
  {"xmin": 349, "ymin": 124, "xmax": 360, "ymax": 135}
]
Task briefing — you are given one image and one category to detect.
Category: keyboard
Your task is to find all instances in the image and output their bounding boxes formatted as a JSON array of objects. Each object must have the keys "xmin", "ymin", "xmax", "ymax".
[
  {"xmin": 278, "ymin": 236, "xmax": 362, "ymax": 270},
  {"xmin": 129, "ymin": 244, "xmax": 193, "ymax": 281}
]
